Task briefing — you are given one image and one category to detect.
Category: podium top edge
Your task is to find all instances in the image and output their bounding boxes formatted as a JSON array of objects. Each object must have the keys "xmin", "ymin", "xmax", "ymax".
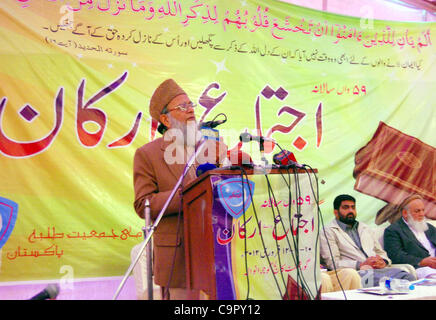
[
  {"xmin": 182, "ymin": 167, "xmax": 318, "ymax": 194},
  {"xmin": 205, "ymin": 168, "xmax": 318, "ymax": 175}
]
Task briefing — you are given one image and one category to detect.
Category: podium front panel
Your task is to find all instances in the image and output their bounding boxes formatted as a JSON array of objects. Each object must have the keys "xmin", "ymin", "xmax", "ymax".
[{"xmin": 186, "ymin": 170, "xmax": 322, "ymax": 300}]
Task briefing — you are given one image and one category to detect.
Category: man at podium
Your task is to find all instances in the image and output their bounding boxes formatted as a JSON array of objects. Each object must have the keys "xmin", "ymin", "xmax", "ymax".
[{"xmin": 133, "ymin": 79, "xmax": 227, "ymax": 300}]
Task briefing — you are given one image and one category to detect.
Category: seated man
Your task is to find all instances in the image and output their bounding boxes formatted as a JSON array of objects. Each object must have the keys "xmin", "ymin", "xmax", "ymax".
[
  {"xmin": 320, "ymin": 194, "xmax": 415, "ymax": 288},
  {"xmin": 384, "ymin": 194, "xmax": 436, "ymax": 279}
]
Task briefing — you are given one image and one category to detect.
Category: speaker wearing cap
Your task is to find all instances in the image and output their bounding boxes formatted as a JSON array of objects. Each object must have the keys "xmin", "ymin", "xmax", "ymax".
[
  {"xmin": 132, "ymin": 79, "xmax": 199, "ymax": 299},
  {"xmin": 132, "ymin": 79, "xmax": 227, "ymax": 299},
  {"xmin": 149, "ymin": 79, "xmax": 192, "ymax": 133}
]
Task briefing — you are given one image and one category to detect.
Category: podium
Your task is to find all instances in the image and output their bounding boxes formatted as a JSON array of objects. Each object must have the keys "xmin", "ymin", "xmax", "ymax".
[{"xmin": 182, "ymin": 168, "xmax": 321, "ymax": 300}]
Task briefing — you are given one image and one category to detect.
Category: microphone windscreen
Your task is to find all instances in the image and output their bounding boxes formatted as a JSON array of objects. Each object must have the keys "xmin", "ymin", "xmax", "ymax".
[
  {"xmin": 30, "ymin": 284, "xmax": 60, "ymax": 300},
  {"xmin": 46, "ymin": 284, "xmax": 60, "ymax": 299},
  {"xmin": 239, "ymin": 132, "xmax": 251, "ymax": 142},
  {"xmin": 196, "ymin": 163, "xmax": 217, "ymax": 177},
  {"xmin": 273, "ymin": 150, "xmax": 297, "ymax": 166},
  {"xmin": 227, "ymin": 149, "xmax": 253, "ymax": 167}
]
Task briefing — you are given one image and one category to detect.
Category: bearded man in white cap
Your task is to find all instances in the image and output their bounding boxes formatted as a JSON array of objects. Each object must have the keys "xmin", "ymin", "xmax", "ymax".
[
  {"xmin": 133, "ymin": 79, "xmax": 227, "ymax": 299},
  {"xmin": 384, "ymin": 194, "xmax": 436, "ymax": 279}
]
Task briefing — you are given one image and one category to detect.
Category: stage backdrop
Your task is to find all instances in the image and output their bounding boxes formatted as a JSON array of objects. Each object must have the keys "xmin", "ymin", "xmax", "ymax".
[{"xmin": 0, "ymin": 0, "xmax": 434, "ymax": 283}]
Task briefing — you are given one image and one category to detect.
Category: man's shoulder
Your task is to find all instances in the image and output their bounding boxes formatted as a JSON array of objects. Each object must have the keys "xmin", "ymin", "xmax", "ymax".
[
  {"xmin": 427, "ymin": 220, "xmax": 436, "ymax": 232},
  {"xmin": 355, "ymin": 220, "xmax": 374, "ymax": 233},
  {"xmin": 324, "ymin": 219, "xmax": 340, "ymax": 231},
  {"xmin": 136, "ymin": 137, "xmax": 164, "ymax": 154},
  {"xmin": 357, "ymin": 220, "xmax": 370, "ymax": 228},
  {"xmin": 385, "ymin": 218, "xmax": 404, "ymax": 231},
  {"xmin": 383, "ymin": 220, "xmax": 408, "ymax": 239}
]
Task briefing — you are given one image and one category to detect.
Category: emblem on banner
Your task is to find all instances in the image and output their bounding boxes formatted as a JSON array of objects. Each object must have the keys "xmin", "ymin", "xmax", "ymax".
[
  {"xmin": 0, "ymin": 197, "xmax": 19, "ymax": 249},
  {"xmin": 217, "ymin": 178, "xmax": 255, "ymax": 219}
]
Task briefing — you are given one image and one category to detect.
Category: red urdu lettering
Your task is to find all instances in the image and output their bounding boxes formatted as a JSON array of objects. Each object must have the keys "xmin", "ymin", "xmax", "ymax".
[
  {"xmin": 0, "ymin": 88, "xmax": 64, "ymax": 158},
  {"xmin": 76, "ymin": 71, "xmax": 128, "ymax": 147},
  {"xmin": 198, "ymin": 82, "xmax": 227, "ymax": 123},
  {"xmin": 107, "ymin": 111, "xmax": 142, "ymax": 148}
]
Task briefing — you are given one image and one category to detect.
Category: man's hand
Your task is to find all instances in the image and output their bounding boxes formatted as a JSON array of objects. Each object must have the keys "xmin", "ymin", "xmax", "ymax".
[
  {"xmin": 419, "ymin": 257, "xmax": 436, "ymax": 269},
  {"xmin": 360, "ymin": 257, "xmax": 375, "ymax": 270},
  {"xmin": 359, "ymin": 264, "xmax": 373, "ymax": 270},
  {"xmin": 361, "ymin": 255, "xmax": 386, "ymax": 269},
  {"xmin": 371, "ymin": 255, "xmax": 387, "ymax": 269}
]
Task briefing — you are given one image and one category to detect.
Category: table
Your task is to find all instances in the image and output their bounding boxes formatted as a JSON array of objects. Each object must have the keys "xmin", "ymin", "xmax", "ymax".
[{"xmin": 322, "ymin": 279, "xmax": 436, "ymax": 300}]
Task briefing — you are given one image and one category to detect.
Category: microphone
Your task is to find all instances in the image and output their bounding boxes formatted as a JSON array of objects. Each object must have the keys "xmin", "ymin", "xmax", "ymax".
[
  {"xmin": 273, "ymin": 150, "xmax": 304, "ymax": 168},
  {"xmin": 227, "ymin": 149, "xmax": 253, "ymax": 168},
  {"xmin": 29, "ymin": 284, "xmax": 60, "ymax": 300},
  {"xmin": 239, "ymin": 132, "xmax": 275, "ymax": 143},
  {"xmin": 196, "ymin": 162, "xmax": 217, "ymax": 177},
  {"xmin": 199, "ymin": 117, "xmax": 226, "ymax": 141},
  {"xmin": 199, "ymin": 119, "xmax": 226, "ymax": 129}
]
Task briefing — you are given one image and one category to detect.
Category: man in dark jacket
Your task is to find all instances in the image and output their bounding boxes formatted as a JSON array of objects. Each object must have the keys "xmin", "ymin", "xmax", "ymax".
[{"xmin": 384, "ymin": 194, "xmax": 436, "ymax": 278}]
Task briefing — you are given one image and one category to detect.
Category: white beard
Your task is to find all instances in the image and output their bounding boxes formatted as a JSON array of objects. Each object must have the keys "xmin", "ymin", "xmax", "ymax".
[
  {"xmin": 167, "ymin": 114, "xmax": 202, "ymax": 148},
  {"xmin": 408, "ymin": 214, "xmax": 429, "ymax": 233}
]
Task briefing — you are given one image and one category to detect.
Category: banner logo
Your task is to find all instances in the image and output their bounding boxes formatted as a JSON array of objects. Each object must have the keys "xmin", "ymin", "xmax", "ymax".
[
  {"xmin": 0, "ymin": 197, "xmax": 19, "ymax": 249},
  {"xmin": 217, "ymin": 178, "xmax": 254, "ymax": 219}
]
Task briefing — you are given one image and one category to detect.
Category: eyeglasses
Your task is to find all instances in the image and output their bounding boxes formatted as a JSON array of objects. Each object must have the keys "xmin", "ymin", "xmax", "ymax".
[{"xmin": 165, "ymin": 101, "xmax": 196, "ymax": 113}]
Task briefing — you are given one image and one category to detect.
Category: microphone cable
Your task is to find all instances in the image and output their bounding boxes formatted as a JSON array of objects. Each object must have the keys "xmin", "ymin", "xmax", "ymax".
[
  {"xmin": 200, "ymin": 112, "xmax": 228, "ymax": 129},
  {"xmin": 163, "ymin": 172, "xmax": 186, "ymax": 300},
  {"xmin": 300, "ymin": 164, "xmax": 322, "ymax": 298},
  {"xmin": 210, "ymin": 112, "xmax": 227, "ymax": 124},
  {"xmin": 230, "ymin": 165, "xmax": 284, "ymax": 299},
  {"xmin": 298, "ymin": 164, "xmax": 323, "ymax": 298},
  {"xmin": 256, "ymin": 151, "xmax": 306, "ymax": 299},
  {"xmin": 272, "ymin": 144, "xmax": 316, "ymax": 299},
  {"xmin": 287, "ymin": 165, "xmax": 314, "ymax": 299},
  {"xmin": 263, "ymin": 173, "xmax": 295, "ymax": 299},
  {"xmin": 247, "ymin": 168, "xmax": 286, "ymax": 299},
  {"xmin": 163, "ymin": 147, "xmax": 197, "ymax": 299},
  {"xmin": 239, "ymin": 166, "xmax": 250, "ymax": 300},
  {"xmin": 292, "ymin": 165, "xmax": 304, "ymax": 298},
  {"xmin": 301, "ymin": 163, "xmax": 347, "ymax": 299},
  {"xmin": 262, "ymin": 168, "xmax": 315, "ymax": 300},
  {"xmin": 272, "ymin": 143, "xmax": 321, "ymax": 299}
]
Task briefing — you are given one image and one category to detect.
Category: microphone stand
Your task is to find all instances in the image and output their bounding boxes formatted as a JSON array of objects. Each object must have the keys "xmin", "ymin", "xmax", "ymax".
[
  {"xmin": 144, "ymin": 199, "xmax": 153, "ymax": 300},
  {"xmin": 259, "ymin": 137, "xmax": 267, "ymax": 164},
  {"xmin": 254, "ymin": 137, "xmax": 274, "ymax": 175},
  {"xmin": 113, "ymin": 138, "xmax": 208, "ymax": 300}
]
